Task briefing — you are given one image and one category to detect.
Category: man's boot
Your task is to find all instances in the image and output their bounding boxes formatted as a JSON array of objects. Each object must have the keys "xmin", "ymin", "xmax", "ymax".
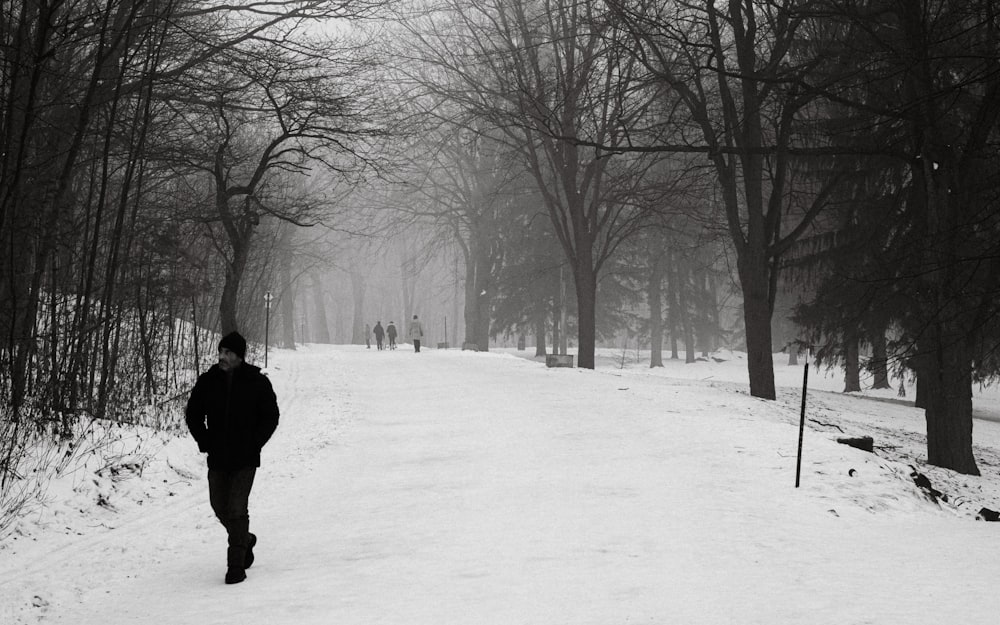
[
  {"xmin": 244, "ymin": 533, "xmax": 257, "ymax": 569},
  {"xmin": 225, "ymin": 567, "xmax": 246, "ymax": 584}
]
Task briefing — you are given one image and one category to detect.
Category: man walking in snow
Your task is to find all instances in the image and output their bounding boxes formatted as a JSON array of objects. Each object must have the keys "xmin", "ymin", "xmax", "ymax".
[
  {"xmin": 407, "ymin": 315, "xmax": 425, "ymax": 353},
  {"xmin": 386, "ymin": 321, "xmax": 397, "ymax": 350},
  {"xmin": 186, "ymin": 331, "xmax": 280, "ymax": 585},
  {"xmin": 373, "ymin": 321, "xmax": 385, "ymax": 350}
]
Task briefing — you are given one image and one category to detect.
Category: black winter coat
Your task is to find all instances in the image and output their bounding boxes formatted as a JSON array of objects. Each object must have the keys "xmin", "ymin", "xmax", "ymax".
[{"xmin": 185, "ymin": 363, "xmax": 279, "ymax": 470}]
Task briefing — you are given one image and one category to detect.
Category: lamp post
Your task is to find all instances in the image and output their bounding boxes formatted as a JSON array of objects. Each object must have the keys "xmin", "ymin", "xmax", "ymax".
[{"xmin": 264, "ymin": 291, "xmax": 274, "ymax": 368}]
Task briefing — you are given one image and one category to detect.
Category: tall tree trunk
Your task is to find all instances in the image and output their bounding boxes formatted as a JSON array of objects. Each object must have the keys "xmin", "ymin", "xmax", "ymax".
[
  {"xmin": 136, "ymin": 276, "xmax": 157, "ymax": 401},
  {"xmin": 900, "ymin": 1, "xmax": 983, "ymax": 475},
  {"xmin": 452, "ymin": 254, "xmax": 461, "ymax": 346},
  {"xmin": 333, "ymin": 295, "xmax": 347, "ymax": 343},
  {"xmin": 843, "ymin": 333, "xmax": 860, "ymax": 392},
  {"xmin": 559, "ymin": 268, "xmax": 569, "ymax": 356},
  {"xmin": 9, "ymin": 242, "xmax": 44, "ymax": 423},
  {"xmin": 280, "ymin": 251, "xmax": 295, "ymax": 349},
  {"xmin": 870, "ymin": 330, "xmax": 891, "ymax": 389},
  {"xmin": 534, "ymin": 308, "xmax": 547, "ymax": 357},
  {"xmin": 400, "ymin": 248, "xmax": 417, "ymax": 332},
  {"xmin": 573, "ymin": 259, "xmax": 597, "ymax": 369},
  {"xmin": 97, "ymin": 82, "xmax": 135, "ymax": 419},
  {"xmin": 910, "ymin": 355, "xmax": 929, "ymax": 409},
  {"xmin": 462, "ymin": 246, "xmax": 478, "ymax": 346},
  {"xmin": 695, "ymin": 267, "xmax": 711, "ymax": 358},
  {"xmin": 552, "ymin": 305, "xmax": 561, "ymax": 356},
  {"xmin": 922, "ymin": 332, "xmax": 979, "ymax": 475},
  {"xmin": 738, "ymin": 252, "xmax": 777, "ymax": 400},
  {"xmin": 474, "ymin": 286, "xmax": 491, "ymax": 352},
  {"xmin": 473, "ymin": 246, "xmax": 492, "ymax": 351},
  {"xmin": 350, "ymin": 269, "xmax": 366, "ymax": 345},
  {"xmin": 676, "ymin": 261, "xmax": 695, "ymax": 364},
  {"xmin": 219, "ymin": 238, "xmax": 250, "ymax": 336},
  {"xmin": 648, "ymin": 252, "xmax": 664, "ymax": 368},
  {"xmin": 707, "ymin": 272, "xmax": 720, "ymax": 353},
  {"xmin": 311, "ymin": 273, "xmax": 330, "ymax": 344},
  {"xmin": 668, "ymin": 258, "xmax": 679, "ymax": 360}
]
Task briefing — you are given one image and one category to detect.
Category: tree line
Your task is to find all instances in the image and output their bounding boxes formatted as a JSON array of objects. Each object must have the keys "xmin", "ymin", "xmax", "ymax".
[
  {"xmin": 0, "ymin": 0, "xmax": 388, "ymax": 518},
  {"xmin": 1, "ymin": 0, "xmax": 997, "ymax": 512},
  {"xmin": 373, "ymin": 0, "xmax": 1000, "ymax": 476}
]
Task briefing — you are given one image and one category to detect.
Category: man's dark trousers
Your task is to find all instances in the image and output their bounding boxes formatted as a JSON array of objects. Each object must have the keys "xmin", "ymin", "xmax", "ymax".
[{"xmin": 208, "ymin": 467, "xmax": 257, "ymax": 568}]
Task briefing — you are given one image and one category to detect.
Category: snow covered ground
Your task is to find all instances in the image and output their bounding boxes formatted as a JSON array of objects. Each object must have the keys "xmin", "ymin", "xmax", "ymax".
[{"xmin": 2, "ymin": 344, "xmax": 1000, "ymax": 624}]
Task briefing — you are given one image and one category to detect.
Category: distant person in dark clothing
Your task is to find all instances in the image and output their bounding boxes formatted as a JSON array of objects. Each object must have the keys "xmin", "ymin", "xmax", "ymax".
[
  {"xmin": 186, "ymin": 331, "xmax": 279, "ymax": 585},
  {"xmin": 373, "ymin": 321, "xmax": 385, "ymax": 350},
  {"xmin": 386, "ymin": 321, "xmax": 397, "ymax": 350},
  {"xmin": 408, "ymin": 315, "xmax": 425, "ymax": 353}
]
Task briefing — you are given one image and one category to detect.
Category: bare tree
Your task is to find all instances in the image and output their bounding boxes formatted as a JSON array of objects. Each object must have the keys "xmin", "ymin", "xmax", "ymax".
[
  {"xmin": 606, "ymin": 0, "xmax": 846, "ymax": 398},
  {"xmin": 154, "ymin": 34, "xmax": 384, "ymax": 334},
  {"xmin": 392, "ymin": 0, "xmax": 661, "ymax": 368},
  {"xmin": 0, "ymin": 0, "xmax": 391, "ymax": 507},
  {"xmin": 382, "ymin": 120, "xmax": 528, "ymax": 351}
]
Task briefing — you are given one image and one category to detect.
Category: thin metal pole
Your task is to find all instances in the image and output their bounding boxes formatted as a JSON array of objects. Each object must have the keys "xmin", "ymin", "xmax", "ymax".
[{"xmin": 795, "ymin": 349, "xmax": 810, "ymax": 488}]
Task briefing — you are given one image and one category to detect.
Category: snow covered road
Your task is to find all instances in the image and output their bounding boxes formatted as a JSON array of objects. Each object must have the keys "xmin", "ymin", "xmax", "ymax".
[{"xmin": 3, "ymin": 345, "xmax": 999, "ymax": 624}]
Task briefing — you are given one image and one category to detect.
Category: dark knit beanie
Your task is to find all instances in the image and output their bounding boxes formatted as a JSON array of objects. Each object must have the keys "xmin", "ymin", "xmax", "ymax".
[{"xmin": 218, "ymin": 331, "xmax": 247, "ymax": 360}]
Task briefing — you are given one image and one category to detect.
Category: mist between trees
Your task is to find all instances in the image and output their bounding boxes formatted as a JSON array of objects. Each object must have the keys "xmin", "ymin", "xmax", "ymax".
[{"xmin": 2, "ymin": 0, "xmax": 999, "ymax": 527}]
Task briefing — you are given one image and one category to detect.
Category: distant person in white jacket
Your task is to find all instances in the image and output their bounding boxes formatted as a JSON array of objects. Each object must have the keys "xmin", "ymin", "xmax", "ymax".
[{"xmin": 407, "ymin": 315, "xmax": 425, "ymax": 353}]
